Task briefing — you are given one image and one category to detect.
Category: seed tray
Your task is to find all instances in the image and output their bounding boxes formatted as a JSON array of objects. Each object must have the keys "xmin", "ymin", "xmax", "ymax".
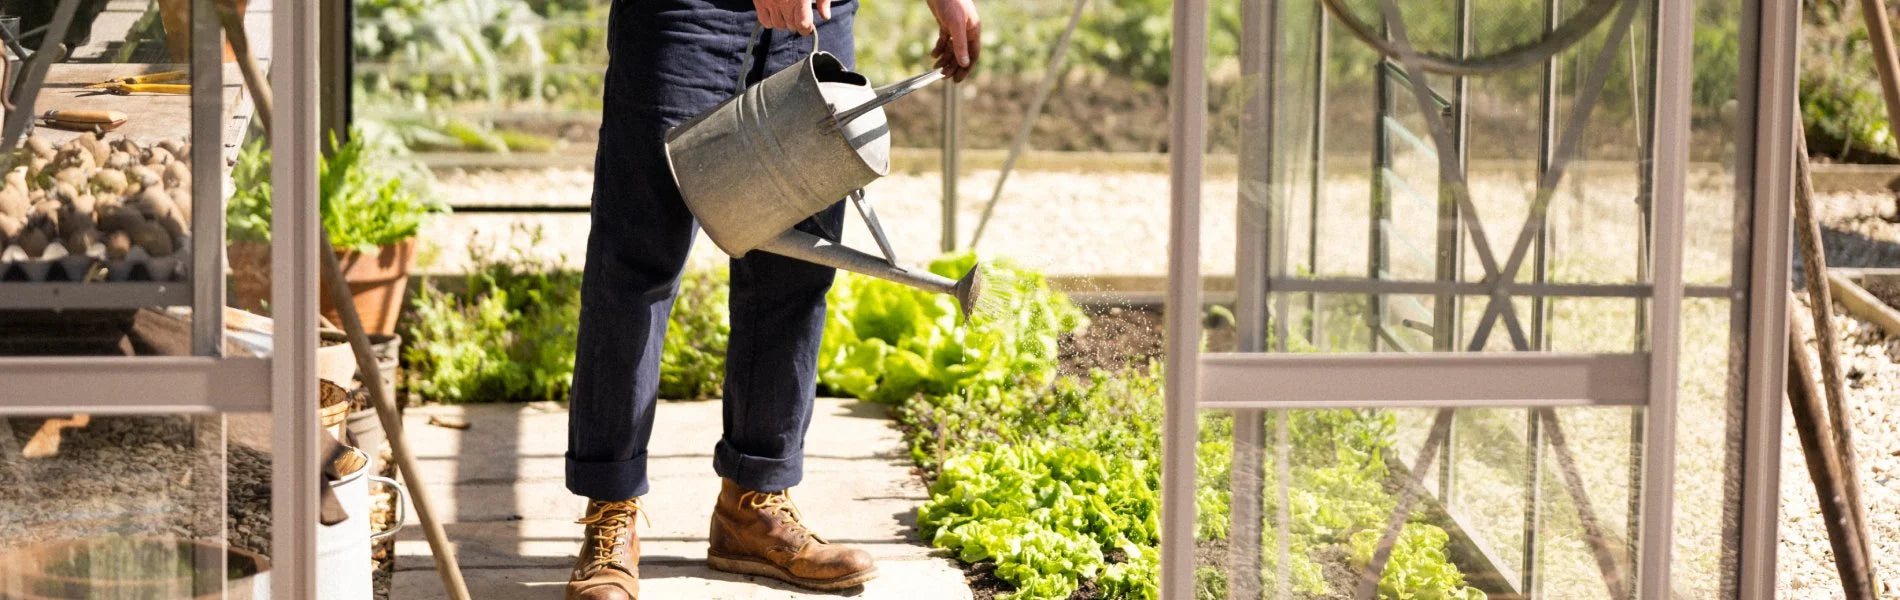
[{"xmin": 0, "ymin": 239, "xmax": 190, "ymax": 283}]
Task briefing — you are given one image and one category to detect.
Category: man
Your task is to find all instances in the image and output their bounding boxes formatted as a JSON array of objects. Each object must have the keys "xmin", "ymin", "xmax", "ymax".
[{"xmin": 564, "ymin": 0, "xmax": 979, "ymax": 597}]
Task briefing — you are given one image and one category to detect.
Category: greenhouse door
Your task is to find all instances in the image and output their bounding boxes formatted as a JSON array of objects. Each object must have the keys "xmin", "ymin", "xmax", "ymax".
[{"xmin": 1158, "ymin": 0, "xmax": 1797, "ymax": 599}]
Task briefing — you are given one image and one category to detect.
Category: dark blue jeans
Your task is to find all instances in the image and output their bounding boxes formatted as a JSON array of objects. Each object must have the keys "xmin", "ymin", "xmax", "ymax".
[{"xmin": 566, "ymin": 0, "xmax": 855, "ymax": 501}]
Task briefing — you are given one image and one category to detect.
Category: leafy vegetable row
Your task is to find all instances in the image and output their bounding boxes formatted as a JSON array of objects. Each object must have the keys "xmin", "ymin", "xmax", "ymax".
[{"xmin": 814, "ymin": 255, "xmax": 1485, "ymax": 599}]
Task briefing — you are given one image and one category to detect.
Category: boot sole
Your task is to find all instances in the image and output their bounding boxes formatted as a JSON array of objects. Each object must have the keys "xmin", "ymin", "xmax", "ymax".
[{"xmin": 705, "ymin": 551, "xmax": 879, "ymax": 591}]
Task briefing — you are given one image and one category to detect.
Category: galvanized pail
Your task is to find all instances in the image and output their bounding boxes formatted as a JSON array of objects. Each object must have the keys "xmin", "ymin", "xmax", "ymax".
[{"xmin": 665, "ymin": 28, "xmax": 942, "ymax": 256}]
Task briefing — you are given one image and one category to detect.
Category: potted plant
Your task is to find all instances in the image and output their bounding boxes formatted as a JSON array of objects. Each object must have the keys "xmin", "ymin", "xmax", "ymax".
[{"xmin": 226, "ymin": 131, "xmax": 444, "ymax": 336}]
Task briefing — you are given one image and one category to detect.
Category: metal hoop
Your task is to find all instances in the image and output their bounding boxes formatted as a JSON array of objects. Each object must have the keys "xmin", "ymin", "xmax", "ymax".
[{"xmin": 1318, "ymin": 0, "xmax": 1627, "ymax": 76}]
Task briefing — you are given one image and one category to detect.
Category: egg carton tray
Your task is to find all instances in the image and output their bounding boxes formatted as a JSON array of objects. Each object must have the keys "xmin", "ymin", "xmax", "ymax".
[{"xmin": 0, "ymin": 238, "xmax": 191, "ymax": 283}]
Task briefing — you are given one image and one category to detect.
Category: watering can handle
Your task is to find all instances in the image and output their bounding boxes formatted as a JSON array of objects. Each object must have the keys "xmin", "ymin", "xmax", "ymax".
[
  {"xmin": 735, "ymin": 23, "xmax": 824, "ymax": 96},
  {"xmin": 367, "ymin": 476, "xmax": 410, "ymax": 541},
  {"xmin": 832, "ymin": 68, "xmax": 946, "ymax": 126}
]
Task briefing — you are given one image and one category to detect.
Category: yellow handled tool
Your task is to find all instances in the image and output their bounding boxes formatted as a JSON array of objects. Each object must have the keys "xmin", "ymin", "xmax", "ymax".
[
  {"xmin": 85, "ymin": 70, "xmax": 188, "ymax": 88},
  {"xmin": 101, "ymin": 83, "xmax": 190, "ymax": 95}
]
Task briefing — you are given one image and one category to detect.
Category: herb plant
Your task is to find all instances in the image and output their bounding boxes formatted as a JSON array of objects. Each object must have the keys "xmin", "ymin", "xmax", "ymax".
[{"xmin": 224, "ymin": 130, "xmax": 444, "ymax": 253}]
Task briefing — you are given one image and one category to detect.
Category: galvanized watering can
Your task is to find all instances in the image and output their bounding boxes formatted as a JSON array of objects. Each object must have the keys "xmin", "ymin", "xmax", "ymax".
[{"xmin": 665, "ymin": 28, "xmax": 982, "ymax": 319}]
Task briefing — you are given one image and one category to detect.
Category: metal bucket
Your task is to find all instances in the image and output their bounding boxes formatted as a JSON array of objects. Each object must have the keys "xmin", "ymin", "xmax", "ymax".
[
  {"xmin": 318, "ymin": 448, "xmax": 408, "ymax": 600},
  {"xmin": 665, "ymin": 28, "xmax": 941, "ymax": 256}
]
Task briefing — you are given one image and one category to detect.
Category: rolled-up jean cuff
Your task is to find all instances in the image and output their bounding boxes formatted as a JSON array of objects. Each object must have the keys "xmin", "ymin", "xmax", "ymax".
[
  {"xmin": 712, "ymin": 440, "xmax": 803, "ymax": 492},
  {"xmin": 566, "ymin": 452, "xmax": 649, "ymax": 501}
]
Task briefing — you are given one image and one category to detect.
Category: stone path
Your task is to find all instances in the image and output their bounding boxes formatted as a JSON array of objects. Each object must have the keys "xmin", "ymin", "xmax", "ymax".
[{"xmin": 388, "ymin": 399, "xmax": 970, "ymax": 599}]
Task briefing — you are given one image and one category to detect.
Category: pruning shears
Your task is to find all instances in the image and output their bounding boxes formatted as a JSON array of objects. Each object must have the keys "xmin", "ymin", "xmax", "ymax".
[{"xmin": 85, "ymin": 70, "xmax": 190, "ymax": 95}]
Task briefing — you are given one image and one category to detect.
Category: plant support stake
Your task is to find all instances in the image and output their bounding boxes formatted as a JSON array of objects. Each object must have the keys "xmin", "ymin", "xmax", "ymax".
[{"xmin": 1795, "ymin": 119, "xmax": 1878, "ymax": 598}]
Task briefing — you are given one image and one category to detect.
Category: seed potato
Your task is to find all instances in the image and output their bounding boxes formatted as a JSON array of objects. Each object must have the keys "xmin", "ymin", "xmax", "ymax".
[
  {"xmin": 170, "ymin": 189, "xmax": 192, "ymax": 222},
  {"xmin": 97, "ymin": 203, "xmax": 145, "ymax": 233},
  {"xmin": 132, "ymin": 188, "xmax": 174, "ymax": 220},
  {"xmin": 24, "ymin": 136, "xmax": 53, "ymax": 159},
  {"xmin": 17, "ymin": 226, "xmax": 48, "ymax": 258},
  {"xmin": 0, "ymin": 213, "xmax": 22, "ymax": 241},
  {"xmin": 80, "ymin": 134, "xmax": 108, "ymax": 165},
  {"xmin": 130, "ymin": 221, "xmax": 173, "ymax": 257},
  {"xmin": 164, "ymin": 162, "xmax": 190, "ymax": 189},
  {"xmin": 55, "ymin": 167, "xmax": 88, "ymax": 190},
  {"xmin": 144, "ymin": 146, "xmax": 174, "ymax": 166},
  {"xmin": 159, "ymin": 211, "xmax": 188, "ymax": 241},
  {"xmin": 64, "ymin": 228, "xmax": 98, "ymax": 255},
  {"xmin": 31, "ymin": 200, "xmax": 61, "ymax": 234},
  {"xmin": 0, "ymin": 185, "xmax": 26, "ymax": 219},
  {"xmin": 105, "ymin": 230, "xmax": 131, "ymax": 260},
  {"xmin": 91, "ymin": 168, "xmax": 127, "ymax": 195},
  {"xmin": 126, "ymin": 165, "xmax": 161, "ymax": 188}
]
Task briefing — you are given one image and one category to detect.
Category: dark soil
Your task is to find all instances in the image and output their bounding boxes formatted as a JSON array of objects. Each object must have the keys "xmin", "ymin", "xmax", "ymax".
[
  {"xmin": 1057, "ymin": 304, "xmax": 1238, "ymax": 378},
  {"xmin": 965, "ymin": 561, "xmax": 1013, "ymax": 600},
  {"xmin": 1059, "ymin": 306, "xmax": 1164, "ymax": 377}
]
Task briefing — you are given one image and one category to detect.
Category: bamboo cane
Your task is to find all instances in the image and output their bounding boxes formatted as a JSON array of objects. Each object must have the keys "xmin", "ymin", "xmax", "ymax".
[{"xmin": 217, "ymin": 10, "xmax": 472, "ymax": 600}]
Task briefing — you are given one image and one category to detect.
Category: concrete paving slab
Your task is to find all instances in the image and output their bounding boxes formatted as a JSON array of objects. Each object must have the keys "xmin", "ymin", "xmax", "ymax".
[
  {"xmin": 393, "ymin": 558, "xmax": 972, "ymax": 600},
  {"xmin": 390, "ymin": 398, "xmax": 966, "ymax": 598}
]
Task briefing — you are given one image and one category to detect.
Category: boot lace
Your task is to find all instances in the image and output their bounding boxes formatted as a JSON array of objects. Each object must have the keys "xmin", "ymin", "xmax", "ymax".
[
  {"xmin": 576, "ymin": 498, "xmax": 646, "ymax": 571},
  {"xmin": 740, "ymin": 489, "xmax": 822, "ymax": 544}
]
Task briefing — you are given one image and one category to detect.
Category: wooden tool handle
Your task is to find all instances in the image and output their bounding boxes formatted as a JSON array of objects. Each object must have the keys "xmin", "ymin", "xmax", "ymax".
[{"xmin": 42, "ymin": 110, "xmax": 127, "ymax": 124}]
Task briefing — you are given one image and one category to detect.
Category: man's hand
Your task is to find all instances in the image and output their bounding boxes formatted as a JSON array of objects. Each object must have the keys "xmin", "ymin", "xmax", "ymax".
[
  {"xmin": 927, "ymin": 0, "xmax": 981, "ymax": 82},
  {"xmin": 756, "ymin": 0, "xmax": 827, "ymax": 36}
]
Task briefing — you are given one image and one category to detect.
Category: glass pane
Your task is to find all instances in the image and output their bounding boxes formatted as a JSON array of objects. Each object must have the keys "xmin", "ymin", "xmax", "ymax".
[
  {"xmin": 1211, "ymin": 0, "xmax": 1673, "ymax": 355},
  {"xmin": 0, "ymin": 412, "xmax": 269, "ymax": 598},
  {"xmin": 1201, "ymin": 407, "xmax": 1642, "ymax": 600}
]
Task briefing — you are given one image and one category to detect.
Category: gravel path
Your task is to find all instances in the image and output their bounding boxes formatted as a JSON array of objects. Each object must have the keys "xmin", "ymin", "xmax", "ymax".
[{"xmin": 422, "ymin": 160, "xmax": 1746, "ymax": 287}]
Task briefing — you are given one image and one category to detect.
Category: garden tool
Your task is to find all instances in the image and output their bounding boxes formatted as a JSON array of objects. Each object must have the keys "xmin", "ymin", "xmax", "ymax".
[
  {"xmin": 83, "ymin": 68, "xmax": 191, "ymax": 95},
  {"xmin": 665, "ymin": 26, "xmax": 984, "ymax": 320},
  {"xmin": 86, "ymin": 69, "xmax": 189, "ymax": 88},
  {"xmin": 85, "ymin": 69, "xmax": 190, "ymax": 94},
  {"xmin": 38, "ymin": 109, "xmax": 126, "ymax": 132}
]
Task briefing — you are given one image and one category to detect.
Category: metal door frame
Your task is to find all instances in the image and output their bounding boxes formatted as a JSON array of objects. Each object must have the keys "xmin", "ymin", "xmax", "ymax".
[
  {"xmin": 0, "ymin": 0, "xmax": 322, "ymax": 596},
  {"xmin": 1158, "ymin": 1, "xmax": 1797, "ymax": 598}
]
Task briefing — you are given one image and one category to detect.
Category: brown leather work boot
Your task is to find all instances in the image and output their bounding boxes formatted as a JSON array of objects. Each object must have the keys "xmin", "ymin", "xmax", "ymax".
[
  {"xmin": 566, "ymin": 498, "xmax": 644, "ymax": 600},
  {"xmin": 706, "ymin": 478, "xmax": 879, "ymax": 590}
]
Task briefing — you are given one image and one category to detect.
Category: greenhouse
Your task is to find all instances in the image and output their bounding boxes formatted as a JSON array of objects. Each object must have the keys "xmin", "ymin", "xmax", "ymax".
[{"xmin": 0, "ymin": 0, "xmax": 1894, "ymax": 599}]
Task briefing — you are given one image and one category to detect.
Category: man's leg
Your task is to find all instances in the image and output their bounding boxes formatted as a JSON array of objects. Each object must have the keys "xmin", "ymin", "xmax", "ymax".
[
  {"xmin": 566, "ymin": 3, "xmax": 736, "ymax": 597},
  {"xmin": 705, "ymin": 9, "xmax": 877, "ymax": 591}
]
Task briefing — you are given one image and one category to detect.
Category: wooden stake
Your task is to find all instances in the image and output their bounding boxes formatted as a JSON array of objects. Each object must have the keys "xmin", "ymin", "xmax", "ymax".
[
  {"xmin": 1859, "ymin": 0, "xmax": 1900, "ymax": 140},
  {"xmin": 1795, "ymin": 123, "xmax": 1880, "ymax": 598},
  {"xmin": 1787, "ymin": 302, "xmax": 1879, "ymax": 600}
]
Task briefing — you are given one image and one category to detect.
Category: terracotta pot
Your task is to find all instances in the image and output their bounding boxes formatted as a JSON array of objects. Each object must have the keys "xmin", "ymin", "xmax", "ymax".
[
  {"xmin": 322, "ymin": 239, "xmax": 417, "ymax": 337},
  {"xmin": 157, "ymin": 0, "xmax": 246, "ymax": 63},
  {"xmin": 0, "ymin": 536, "xmax": 269, "ymax": 600},
  {"xmin": 227, "ymin": 241, "xmax": 270, "ymax": 314},
  {"xmin": 226, "ymin": 239, "xmax": 417, "ymax": 337}
]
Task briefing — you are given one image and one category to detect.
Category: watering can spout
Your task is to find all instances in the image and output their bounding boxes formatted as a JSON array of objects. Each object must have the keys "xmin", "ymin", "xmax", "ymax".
[{"xmin": 757, "ymin": 229, "xmax": 983, "ymax": 321}]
